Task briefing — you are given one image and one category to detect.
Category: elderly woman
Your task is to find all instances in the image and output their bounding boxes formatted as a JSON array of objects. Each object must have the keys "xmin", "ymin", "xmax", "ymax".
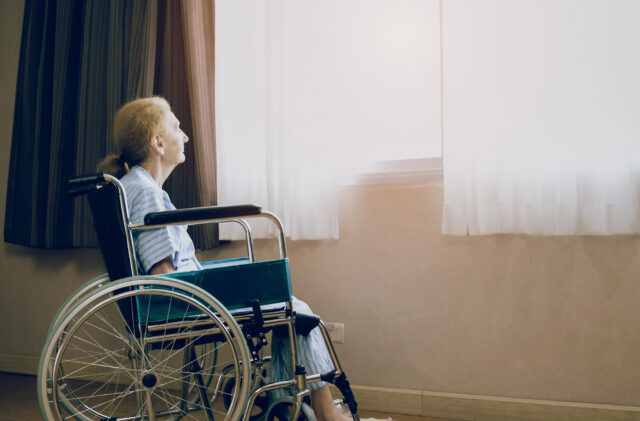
[{"xmin": 98, "ymin": 97, "xmax": 386, "ymax": 421}]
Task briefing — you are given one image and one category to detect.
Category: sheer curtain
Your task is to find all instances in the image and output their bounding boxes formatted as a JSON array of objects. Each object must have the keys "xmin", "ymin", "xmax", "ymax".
[
  {"xmin": 215, "ymin": 1, "xmax": 339, "ymax": 240},
  {"xmin": 442, "ymin": 0, "xmax": 640, "ymax": 235},
  {"xmin": 215, "ymin": 0, "xmax": 441, "ymax": 240}
]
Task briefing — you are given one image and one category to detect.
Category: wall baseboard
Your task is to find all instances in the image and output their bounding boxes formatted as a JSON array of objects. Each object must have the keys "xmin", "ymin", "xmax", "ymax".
[
  {"xmin": 335, "ymin": 385, "xmax": 640, "ymax": 421},
  {"xmin": 2, "ymin": 354, "xmax": 638, "ymax": 421},
  {"xmin": 0, "ymin": 353, "xmax": 39, "ymax": 375}
]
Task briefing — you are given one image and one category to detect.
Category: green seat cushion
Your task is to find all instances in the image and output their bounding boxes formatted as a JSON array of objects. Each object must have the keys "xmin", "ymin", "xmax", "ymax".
[{"xmin": 136, "ymin": 258, "xmax": 292, "ymax": 324}]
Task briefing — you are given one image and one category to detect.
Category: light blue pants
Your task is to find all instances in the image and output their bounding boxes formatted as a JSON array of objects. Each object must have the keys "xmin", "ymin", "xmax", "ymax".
[{"xmin": 270, "ymin": 297, "xmax": 335, "ymax": 397}]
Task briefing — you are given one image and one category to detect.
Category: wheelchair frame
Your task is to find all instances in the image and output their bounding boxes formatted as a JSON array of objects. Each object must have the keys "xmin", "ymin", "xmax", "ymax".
[{"xmin": 38, "ymin": 174, "xmax": 359, "ymax": 421}]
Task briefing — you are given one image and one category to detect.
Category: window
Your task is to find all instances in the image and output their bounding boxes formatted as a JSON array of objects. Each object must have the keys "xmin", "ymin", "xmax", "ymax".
[{"xmin": 215, "ymin": 0, "xmax": 441, "ymax": 239}]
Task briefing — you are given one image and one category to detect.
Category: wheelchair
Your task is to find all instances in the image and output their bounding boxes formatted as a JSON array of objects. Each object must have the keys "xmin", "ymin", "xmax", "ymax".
[{"xmin": 37, "ymin": 173, "xmax": 360, "ymax": 421}]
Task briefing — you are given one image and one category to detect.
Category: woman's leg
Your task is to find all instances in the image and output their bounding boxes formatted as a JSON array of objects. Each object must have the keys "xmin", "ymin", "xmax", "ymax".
[
  {"xmin": 270, "ymin": 298, "xmax": 391, "ymax": 421},
  {"xmin": 311, "ymin": 384, "xmax": 392, "ymax": 421},
  {"xmin": 270, "ymin": 298, "xmax": 334, "ymax": 399},
  {"xmin": 311, "ymin": 384, "xmax": 351, "ymax": 421}
]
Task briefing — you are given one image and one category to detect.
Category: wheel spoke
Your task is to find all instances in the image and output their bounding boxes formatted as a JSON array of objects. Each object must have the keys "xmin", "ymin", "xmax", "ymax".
[{"xmin": 39, "ymin": 279, "xmax": 250, "ymax": 421}]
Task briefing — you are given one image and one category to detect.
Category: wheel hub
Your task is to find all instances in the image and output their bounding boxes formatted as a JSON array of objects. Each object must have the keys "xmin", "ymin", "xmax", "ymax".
[{"xmin": 141, "ymin": 372, "xmax": 158, "ymax": 388}]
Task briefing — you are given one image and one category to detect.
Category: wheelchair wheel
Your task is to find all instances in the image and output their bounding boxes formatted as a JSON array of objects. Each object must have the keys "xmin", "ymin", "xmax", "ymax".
[
  {"xmin": 45, "ymin": 274, "xmax": 109, "ymax": 339},
  {"xmin": 222, "ymin": 372, "xmax": 270, "ymax": 421},
  {"xmin": 266, "ymin": 399, "xmax": 316, "ymax": 421},
  {"xmin": 170, "ymin": 341, "xmax": 223, "ymax": 420},
  {"xmin": 38, "ymin": 277, "xmax": 251, "ymax": 421}
]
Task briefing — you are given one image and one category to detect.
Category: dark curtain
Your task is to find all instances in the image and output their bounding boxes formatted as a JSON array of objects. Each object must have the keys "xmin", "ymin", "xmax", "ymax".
[
  {"xmin": 5, "ymin": 0, "xmax": 218, "ymax": 249},
  {"xmin": 6, "ymin": 0, "xmax": 84, "ymax": 248}
]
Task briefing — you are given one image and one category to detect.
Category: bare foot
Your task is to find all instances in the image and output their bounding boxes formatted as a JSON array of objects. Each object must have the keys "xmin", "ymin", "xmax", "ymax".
[
  {"xmin": 332, "ymin": 406, "xmax": 393, "ymax": 421},
  {"xmin": 359, "ymin": 418, "xmax": 393, "ymax": 421},
  {"xmin": 311, "ymin": 385, "xmax": 393, "ymax": 421},
  {"xmin": 343, "ymin": 413, "xmax": 393, "ymax": 421}
]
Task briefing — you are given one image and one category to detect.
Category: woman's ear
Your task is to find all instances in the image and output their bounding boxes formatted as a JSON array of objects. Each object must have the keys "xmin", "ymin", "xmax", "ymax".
[{"xmin": 150, "ymin": 134, "xmax": 165, "ymax": 156}]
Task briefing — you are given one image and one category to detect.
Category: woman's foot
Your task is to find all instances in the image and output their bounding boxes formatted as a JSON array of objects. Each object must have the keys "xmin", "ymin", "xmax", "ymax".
[{"xmin": 311, "ymin": 385, "xmax": 393, "ymax": 421}]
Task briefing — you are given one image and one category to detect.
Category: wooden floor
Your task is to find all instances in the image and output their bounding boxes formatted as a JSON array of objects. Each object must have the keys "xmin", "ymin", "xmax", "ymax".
[
  {"xmin": 0, "ymin": 373, "xmax": 41, "ymax": 420},
  {"xmin": 0, "ymin": 372, "xmax": 452, "ymax": 421}
]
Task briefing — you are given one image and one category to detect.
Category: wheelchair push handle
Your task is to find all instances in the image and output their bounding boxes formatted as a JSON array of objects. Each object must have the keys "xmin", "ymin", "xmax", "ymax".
[{"xmin": 67, "ymin": 173, "xmax": 107, "ymax": 196}]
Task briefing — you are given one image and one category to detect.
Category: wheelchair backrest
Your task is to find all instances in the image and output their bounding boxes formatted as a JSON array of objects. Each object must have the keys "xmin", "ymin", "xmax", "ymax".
[{"xmin": 87, "ymin": 182, "xmax": 135, "ymax": 281}]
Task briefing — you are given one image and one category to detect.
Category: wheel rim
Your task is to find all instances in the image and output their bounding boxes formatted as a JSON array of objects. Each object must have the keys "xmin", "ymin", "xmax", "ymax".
[
  {"xmin": 223, "ymin": 376, "xmax": 270, "ymax": 421},
  {"xmin": 266, "ymin": 400, "xmax": 315, "ymax": 421},
  {"xmin": 39, "ymin": 277, "xmax": 251, "ymax": 421},
  {"xmin": 46, "ymin": 274, "xmax": 109, "ymax": 340}
]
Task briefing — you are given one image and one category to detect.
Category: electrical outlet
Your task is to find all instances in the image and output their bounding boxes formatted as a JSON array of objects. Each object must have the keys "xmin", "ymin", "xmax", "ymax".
[{"xmin": 325, "ymin": 322, "xmax": 344, "ymax": 343}]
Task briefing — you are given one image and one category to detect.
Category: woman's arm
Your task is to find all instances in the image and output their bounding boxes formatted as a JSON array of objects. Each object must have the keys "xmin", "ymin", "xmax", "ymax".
[{"xmin": 148, "ymin": 256, "xmax": 176, "ymax": 274}]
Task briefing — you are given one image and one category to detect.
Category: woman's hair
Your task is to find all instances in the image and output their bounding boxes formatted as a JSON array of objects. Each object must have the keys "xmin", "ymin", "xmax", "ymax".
[{"xmin": 97, "ymin": 96, "xmax": 171, "ymax": 178}]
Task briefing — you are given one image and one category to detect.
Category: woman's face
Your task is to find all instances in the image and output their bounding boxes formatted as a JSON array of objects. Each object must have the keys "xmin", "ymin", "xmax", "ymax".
[{"xmin": 160, "ymin": 111, "xmax": 189, "ymax": 166}]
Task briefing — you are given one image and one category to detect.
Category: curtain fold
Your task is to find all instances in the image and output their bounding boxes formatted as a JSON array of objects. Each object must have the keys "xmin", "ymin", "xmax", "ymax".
[
  {"xmin": 6, "ymin": 0, "xmax": 219, "ymax": 249},
  {"xmin": 180, "ymin": 1, "xmax": 219, "ymax": 247},
  {"xmin": 155, "ymin": 0, "xmax": 218, "ymax": 249},
  {"xmin": 6, "ymin": 0, "xmax": 83, "ymax": 247},
  {"xmin": 74, "ymin": 0, "xmax": 158, "ymax": 246}
]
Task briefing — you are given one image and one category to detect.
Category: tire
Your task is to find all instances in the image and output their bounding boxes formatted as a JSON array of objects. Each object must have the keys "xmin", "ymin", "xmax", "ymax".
[
  {"xmin": 38, "ymin": 276, "xmax": 251, "ymax": 421},
  {"xmin": 46, "ymin": 274, "xmax": 110, "ymax": 339},
  {"xmin": 266, "ymin": 399, "xmax": 316, "ymax": 421},
  {"xmin": 223, "ymin": 374, "xmax": 270, "ymax": 421}
]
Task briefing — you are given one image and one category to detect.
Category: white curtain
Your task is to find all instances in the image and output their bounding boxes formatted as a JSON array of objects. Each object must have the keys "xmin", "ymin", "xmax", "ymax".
[
  {"xmin": 442, "ymin": 0, "xmax": 640, "ymax": 235},
  {"xmin": 215, "ymin": 1, "xmax": 339, "ymax": 240},
  {"xmin": 215, "ymin": 0, "xmax": 441, "ymax": 239}
]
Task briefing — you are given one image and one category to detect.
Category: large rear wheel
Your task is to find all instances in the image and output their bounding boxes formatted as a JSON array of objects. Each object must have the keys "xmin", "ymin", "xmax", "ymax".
[
  {"xmin": 266, "ymin": 398, "xmax": 316, "ymax": 421},
  {"xmin": 38, "ymin": 277, "xmax": 251, "ymax": 421}
]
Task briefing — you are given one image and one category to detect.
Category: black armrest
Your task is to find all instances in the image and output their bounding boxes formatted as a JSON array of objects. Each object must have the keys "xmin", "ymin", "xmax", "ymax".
[
  {"xmin": 144, "ymin": 204, "xmax": 262, "ymax": 225},
  {"xmin": 68, "ymin": 174, "xmax": 106, "ymax": 196}
]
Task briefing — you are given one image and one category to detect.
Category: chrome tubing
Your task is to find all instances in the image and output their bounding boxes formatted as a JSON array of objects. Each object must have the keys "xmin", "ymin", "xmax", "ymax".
[
  {"xmin": 234, "ymin": 218, "xmax": 255, "ymax": 262},
  {"xmin": 316, "ymin": 320, "xmax": 345, "ymax": 374},
  {"xmin": 131, "ymin": 210, "xmax": 289, "ymax": 260},
  {"xmin": 242, "ymin": 379, "xmax": 297, "ymax": 421},
  {"xmin": 260, "ymin": 211, "xmax": 287, "ymax": 259}
]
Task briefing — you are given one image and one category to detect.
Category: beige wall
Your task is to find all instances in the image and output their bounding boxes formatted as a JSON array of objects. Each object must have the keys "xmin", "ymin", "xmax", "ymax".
[
  {"xmin": 203, "ymin": 184, "xmax": 640, "ymax": 408},
  {"xmin": 2, "ymin": 0, "xmax": 639, "ymax": 409},
  {"xmin": 0, "ymin": 0, "xmax": 108, "ymax": 356}
]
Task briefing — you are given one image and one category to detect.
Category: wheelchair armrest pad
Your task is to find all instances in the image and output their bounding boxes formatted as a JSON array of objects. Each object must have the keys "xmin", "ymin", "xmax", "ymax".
[
  {"xmin": 295, "ymin": 313, "xmax": 321, "ymax": 336},
  {"xmin": 272, "ymin": 313, "xmax": 320, "ymax": 338},
  {"xmin": 144, "ymin": 204, "xmax": 262, "ymax": 225}
]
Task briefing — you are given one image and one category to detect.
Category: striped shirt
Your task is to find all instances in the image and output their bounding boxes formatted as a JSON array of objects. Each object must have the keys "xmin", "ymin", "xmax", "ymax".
[{"xmin": 120, "ymin": 166, "xmax": 201, "ymax": 274}]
